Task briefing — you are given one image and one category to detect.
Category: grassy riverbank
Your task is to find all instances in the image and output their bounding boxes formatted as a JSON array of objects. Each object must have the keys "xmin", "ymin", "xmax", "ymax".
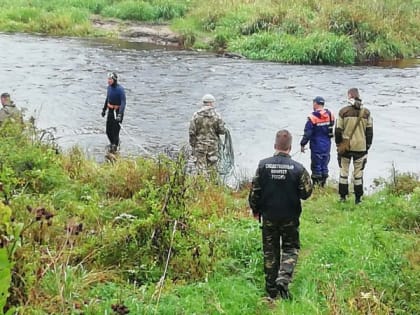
[
  {"xmin": 0, "ymin": 0, "xmax": 419, "ymax": 64},
  {"xmin": 1, "ymin": 120, "xmax": 419, "ymax": 314}
]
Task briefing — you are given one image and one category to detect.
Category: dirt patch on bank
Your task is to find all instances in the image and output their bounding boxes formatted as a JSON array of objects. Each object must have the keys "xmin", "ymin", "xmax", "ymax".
[{"xmin": 90, "ymin": 15, "xmax": 182, "ymax": 46}]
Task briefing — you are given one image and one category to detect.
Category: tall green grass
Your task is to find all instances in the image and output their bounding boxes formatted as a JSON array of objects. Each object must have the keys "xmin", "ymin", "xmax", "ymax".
[
  {"xmin": 229, "ymin": 31, "xmax": 356, "ymax": 64},
  {"xmin": 1, "ymin": 119, "xmax": 419, "ymax": 314},
  {"xmin": 0, "ymin": 0, "xmax": 190, "ymax": 36},
  {"xmin": 102, "ymin": 0, "xmax": 189, "ymax": 21},
  {"xmin": 174, "ymin": 0, "xmax": 420, "ymax": 63},
  {"xmin": 0, "ymin": 0, "xmax": 418, "ymax": 63}
]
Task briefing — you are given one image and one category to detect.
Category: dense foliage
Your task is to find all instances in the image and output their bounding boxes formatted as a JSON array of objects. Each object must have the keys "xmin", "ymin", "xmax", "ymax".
[
  {"xmin": 0, "ymin": 0, "xmax": 419, "ymax": 64},
  {"xmin": 0, "ymin": 117, "xmax": 419, "ymax": 314}
]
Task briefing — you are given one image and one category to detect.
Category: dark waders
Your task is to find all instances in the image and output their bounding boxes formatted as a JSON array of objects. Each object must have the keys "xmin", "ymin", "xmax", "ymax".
[{"xmin": 106, "ymin": 109, "xmax": 121, "ymax": 153}]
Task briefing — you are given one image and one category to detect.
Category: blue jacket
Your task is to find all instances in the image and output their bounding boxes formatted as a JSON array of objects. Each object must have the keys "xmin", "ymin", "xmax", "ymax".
[
  {"xmin": 103, "ymin": 83, "xmax": 126, "ymax": 114},
  {"xmin": 300, "ymin": 109, "xmax": 334, "ymax": 154}
]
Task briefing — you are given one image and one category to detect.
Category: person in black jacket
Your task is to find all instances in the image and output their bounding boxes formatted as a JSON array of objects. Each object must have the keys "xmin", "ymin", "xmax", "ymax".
[
  {"xmin": 101, "ymin": 72, "xmax": 126, "ymax": 154},
  {"xmin": 249, "ymin": 129, "xmax": 313, "ymax": 300}
]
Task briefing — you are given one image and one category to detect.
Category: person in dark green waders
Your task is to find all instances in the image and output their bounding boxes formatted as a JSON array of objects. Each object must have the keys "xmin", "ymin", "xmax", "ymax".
[
  {"xmin": 0, "ymin": 92, "xmax": 22, "ymax": 125},
  {"xmin": 249, "ymin": 130, "xmax": 313, "ymax": 301},
  {"xmin": 101, "ymin": 72, "xmax": 126, "ymax": 155}
]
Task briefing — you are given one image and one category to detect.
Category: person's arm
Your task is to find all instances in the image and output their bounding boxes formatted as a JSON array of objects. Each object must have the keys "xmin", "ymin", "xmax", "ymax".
[
  {"xmin": 103, "ymin": 86, "xmax": 109, "ymax": 112},
  {"xmin": 366, "ymin": 113, "xmax": 373, "ymax": 151},
  {"xmin": 248, "ymin": 166, "xmax": 262, "ymax": 218},
  {"xmin": 335, "ymin": 112, "xmax": 344, "ymax": 144},
  {"xmin": 300, "ymin": 118, "xmax": 313, "ymax": 150},
  {"xmin": 103, "ymin": 99, "xmax": 108, "ymax": 112},
  {"xmin": 102, "ymin": 87, "xmax": 109, "ymax": 117},
  {"xmin": 118, "ymin": 86, "xmax": 126, "ymax": 115},
  {"xmin": 298, "ymin": 168, "xmax": 313, "ymax": 200},
  {"xmin": 189, "ymin": 118, "xmax": 197, "ymax": 148}
]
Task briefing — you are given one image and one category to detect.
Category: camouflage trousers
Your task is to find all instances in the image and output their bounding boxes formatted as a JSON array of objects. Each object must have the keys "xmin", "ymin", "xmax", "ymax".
[
  {"xmin": 193, "ymin": 149, "xmax": 218, "ymax": 175},
  {"xmin": 262, "ymin": 218, "xmax": 300, "ymax": 298}
]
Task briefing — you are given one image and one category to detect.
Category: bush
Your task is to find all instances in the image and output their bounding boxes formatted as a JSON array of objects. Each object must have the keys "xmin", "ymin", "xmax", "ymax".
[
  {"xmin": 364, "ymin": 37, "xmax": 406, "ymax": 61},
  {"xmin": 229, "ymin": 31, "xmax": 355, "ymax": 64},
  {"xmin": 102, "ymin": 1, "xmax": 156, "ymax": 21},
  {"xmin": 102, "ymin": 0, "xmax": 189, "ymax": 22},
  {"xmin": 387, "ymin": 170, "xmax": 420, "ymax": 195}
]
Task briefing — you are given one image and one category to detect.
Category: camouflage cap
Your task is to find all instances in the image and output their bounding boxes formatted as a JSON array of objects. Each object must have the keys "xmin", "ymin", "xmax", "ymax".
[{"xmin": 202, "ymin": 94, "xmax": 215, "ymax": 103}]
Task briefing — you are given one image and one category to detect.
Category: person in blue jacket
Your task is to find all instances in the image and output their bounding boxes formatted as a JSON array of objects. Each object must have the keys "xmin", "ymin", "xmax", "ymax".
[
  {"xmin": 101, "ymin": 72, "xmax": 126, "ymax": 153},
  {"xmin": 300, "ymin": 96, "xmax": 335, "ymax": 186}
]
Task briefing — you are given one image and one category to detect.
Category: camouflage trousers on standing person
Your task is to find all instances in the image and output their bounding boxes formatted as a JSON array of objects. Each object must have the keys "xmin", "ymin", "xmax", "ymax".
[
  {"xmin": 193, "ymin": 147, "xmax": 219, "ymax": 175},
  {"xmin": 262, "ymin": 218, "xmax": 300, "ymax": 299}
]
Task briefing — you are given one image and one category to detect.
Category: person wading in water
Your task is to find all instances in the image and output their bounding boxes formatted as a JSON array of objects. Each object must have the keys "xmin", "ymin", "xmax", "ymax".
[{"xmin": 101, "ymin": 72, "xmax": 126, "ymax": 154}]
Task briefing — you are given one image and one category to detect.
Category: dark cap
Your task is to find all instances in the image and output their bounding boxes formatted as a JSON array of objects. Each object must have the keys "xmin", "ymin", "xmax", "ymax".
[
  {"xmin": 313, "ymin": 96, "xmax": 325, "ymax": 105},
  {"xmin": 1, "ymin": 92, "xmax": 10, "ymax": 98}
]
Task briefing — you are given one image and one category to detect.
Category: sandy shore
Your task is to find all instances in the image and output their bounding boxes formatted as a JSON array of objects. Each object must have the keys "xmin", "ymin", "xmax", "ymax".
[{"xmin": 90, "ymin": 15, "xmax": 181, "ymax": 46}]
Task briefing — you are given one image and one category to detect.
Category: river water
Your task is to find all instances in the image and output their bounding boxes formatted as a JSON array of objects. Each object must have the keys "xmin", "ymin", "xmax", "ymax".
[{"xmin": 1, "ymin": 33, "xmax": 419, "ymax": 189}]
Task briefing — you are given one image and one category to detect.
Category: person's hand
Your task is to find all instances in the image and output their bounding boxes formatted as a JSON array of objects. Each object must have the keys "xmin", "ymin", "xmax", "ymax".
[
  {"xmin": 116, "ymin": 114, "xmax": 123, "ymax": 123},
  {"xmin": 101, "ymin": 109, "xmax": 106, "ymax": 117},
  {"xmin": 301, "ymin": 145, "xmax": 306, "ymax": 153}
]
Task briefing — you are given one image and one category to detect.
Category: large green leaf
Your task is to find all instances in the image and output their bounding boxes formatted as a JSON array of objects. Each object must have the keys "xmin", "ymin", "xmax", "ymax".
[{"xmin": 0, "ymin": 248, "xmax": 12, "ymax": 313}]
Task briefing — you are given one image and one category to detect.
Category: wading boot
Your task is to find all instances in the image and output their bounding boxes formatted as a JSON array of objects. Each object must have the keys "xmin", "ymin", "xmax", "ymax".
[
  {"xmin": 277, "ymin": 284, "xmax": 292, "ymax": 300},
  {"xmin": 110, "ymin": 144, "xmax": 118, "ymax": 154}
]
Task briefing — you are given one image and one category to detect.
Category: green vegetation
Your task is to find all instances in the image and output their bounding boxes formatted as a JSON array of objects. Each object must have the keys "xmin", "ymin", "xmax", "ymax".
[
  {"xmin": 0, "ymin": 0, "xmax": 419, "ymax": 64},
  {"xmin": 1, "ymin": 119, "xmax": 419, "ymax": 314}
]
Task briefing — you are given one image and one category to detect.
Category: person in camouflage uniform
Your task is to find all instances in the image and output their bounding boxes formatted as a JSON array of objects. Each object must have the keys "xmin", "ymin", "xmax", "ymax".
[
  {"xmin": 335, "ymin": 88, "xmax": 373, "ymax": 204},
  {"xmin": 0, "ymin": 92, "xmax": 22, "ymax": 126},
  {"xmin": 249, "ymin": 130, "xmax": 313, "ymax": 300},
  {"xmin": 189, "ymin": 94, "xmax": 226, "ymax": 174}
]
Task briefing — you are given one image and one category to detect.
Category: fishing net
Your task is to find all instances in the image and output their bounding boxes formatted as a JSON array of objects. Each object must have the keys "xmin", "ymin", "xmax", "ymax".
[{"xmin": 218, "ymin": 128, "xmax": 235, "ymax": 176}]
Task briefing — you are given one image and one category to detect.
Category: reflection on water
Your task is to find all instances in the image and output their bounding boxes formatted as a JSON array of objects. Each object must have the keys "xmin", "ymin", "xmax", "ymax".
[
  {"xmin": 82, "ymin": 36, "xmax": 182, "ymax": 51},
  {"xmin": 1, "ymin": 33, "xmax": 419, "ymax": 190},
  {"xmin": 368, "ymin": 58, "xmax": 420, "ymax": 69}
]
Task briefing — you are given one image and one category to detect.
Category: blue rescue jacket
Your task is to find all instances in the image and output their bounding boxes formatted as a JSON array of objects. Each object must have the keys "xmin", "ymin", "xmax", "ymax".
[
  {"xmin": 103, "ymin": 83, "xmax": 126, "ymax": 115},
  {"xmin": 300, "ymin": 109, "xmax": 334, "ymax": 154}
]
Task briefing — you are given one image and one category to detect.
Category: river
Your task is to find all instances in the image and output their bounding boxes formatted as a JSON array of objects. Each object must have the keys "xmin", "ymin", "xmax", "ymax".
[{"xmin": 1, "ymin": 33, "xmax": 419, "ymax": 190}]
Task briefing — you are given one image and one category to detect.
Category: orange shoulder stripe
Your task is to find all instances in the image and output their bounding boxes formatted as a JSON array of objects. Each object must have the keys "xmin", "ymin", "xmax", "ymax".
[{"xmin": 309, "ymin": 114, "xmax": 330, "ymax": 125}]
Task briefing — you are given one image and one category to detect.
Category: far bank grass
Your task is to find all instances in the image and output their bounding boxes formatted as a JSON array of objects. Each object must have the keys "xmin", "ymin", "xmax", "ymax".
[{"xmin": 0, "ymin": 0, "xmax": 419, "ymax": 63}]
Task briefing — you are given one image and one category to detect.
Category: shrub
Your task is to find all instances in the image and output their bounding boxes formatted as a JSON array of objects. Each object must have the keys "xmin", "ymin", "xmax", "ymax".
[
  {"xmin": 364, "ymin": 37, "xmax": 406, "ymax": 61},
  {"xmin": 388, "ymin": 171, "xmax": 420, "ymax": 195},
  {"xmin": 229, "ymin": 31, "xmax": 355, "ymax": 64}
]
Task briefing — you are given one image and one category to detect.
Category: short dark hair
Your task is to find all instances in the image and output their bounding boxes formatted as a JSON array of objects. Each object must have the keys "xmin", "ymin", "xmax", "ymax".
[
  {"xmin": 1, "ymin": 92, "xmax": 10, "ymax": 98},
  {"xmin": 348, "ymin": 88, "xmax": 360, "ymax": 100},
  {"xmin": 275, "ymin": 129, "xmax": 292, "ymax": 151}
]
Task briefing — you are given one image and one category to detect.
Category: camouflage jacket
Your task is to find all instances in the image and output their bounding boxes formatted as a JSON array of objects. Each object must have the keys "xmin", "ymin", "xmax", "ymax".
[
  {"xmin": 189, "ymin": 105, "xmax": 225, "ymax": 152},
  {"xmin": 249, "ymin": 152, "xmax": 312, "ymax": 220},
  {"xmin": 335, "ymin": 100, "xmax": 373, "ymax": 153},
  {"xmin": 0, "ymin": 102, "xmax": 22, "ymax": 125}
]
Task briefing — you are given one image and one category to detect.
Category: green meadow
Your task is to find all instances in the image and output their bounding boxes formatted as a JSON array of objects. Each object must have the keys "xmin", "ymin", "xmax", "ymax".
[
  {"xmin": 0, "ymin": 0, "xmax": 419, "ymax": 64},
  {"xmin": 1, "ymin": 118, "xmax": 419, "ymax": 314}
]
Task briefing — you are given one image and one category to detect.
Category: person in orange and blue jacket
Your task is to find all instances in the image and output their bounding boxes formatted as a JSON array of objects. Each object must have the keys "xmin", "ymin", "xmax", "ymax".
[{"xmin": 300, "ymin": 96, "xmax": 335, "ymax": 186}]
